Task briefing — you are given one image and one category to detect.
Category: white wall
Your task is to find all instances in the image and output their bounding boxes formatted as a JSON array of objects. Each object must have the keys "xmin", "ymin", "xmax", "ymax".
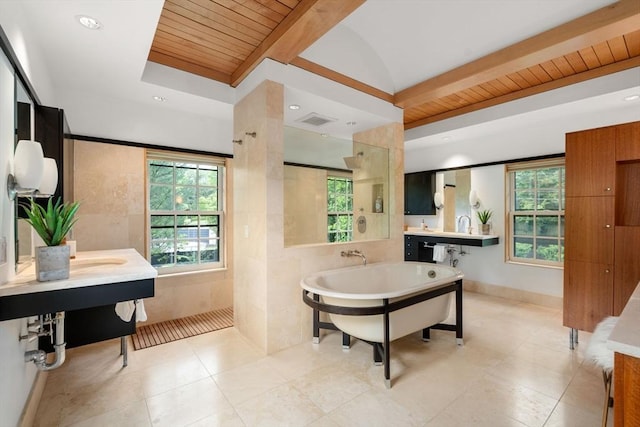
[
  {"xmin": 0, "ymin": 2, "xmax": 56, "ymax": 105},
  {"xmin": 402, "ymin": 75, "xmax": 639, "ymax": 301},
  {"xmin": 56, "ymin": 88, "xmax": 234, "ymax": 154},
  {"xmin": 465, "ymin": 165, "xmax": 563, "ymax": 297},
  {"xmin": 0, "ymin": 48, "xmax": 39, "ymax": 427},
  {"xmin": 405, "ymin": 132, "xmax": 567, "ymax": 299},
  {"xmin": 406, "ymin": 164, "xmax": 564, "ymax": 300}
]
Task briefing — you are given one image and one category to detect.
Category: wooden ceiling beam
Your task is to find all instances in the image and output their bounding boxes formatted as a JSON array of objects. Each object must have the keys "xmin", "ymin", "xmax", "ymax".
[
  {"xmin": 395, "ymin": 0, "xmax": 640, "ymax": 109},
  {"xmin": 290, "ymin": 57, "xmax": 395, "ymax": 103},
  {"xmin": 404, "ymin": 56, "xmax": 640, "ymax": 130},
  {"xmin": 230, "ymin": 0, "xmax": 365, "ymax": 87}
]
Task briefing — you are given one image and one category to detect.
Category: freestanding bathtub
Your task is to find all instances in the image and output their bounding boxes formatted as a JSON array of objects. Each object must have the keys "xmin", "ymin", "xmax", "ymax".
[{"xmin": 301, "ymin": 261, "xmax": 464, "ymax": 387}]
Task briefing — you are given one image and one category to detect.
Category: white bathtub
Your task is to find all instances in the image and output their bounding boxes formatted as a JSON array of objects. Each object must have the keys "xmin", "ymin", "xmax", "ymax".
[{"xmin": 301, "ymin": 261, "xmax": 464, "ymax": 387}]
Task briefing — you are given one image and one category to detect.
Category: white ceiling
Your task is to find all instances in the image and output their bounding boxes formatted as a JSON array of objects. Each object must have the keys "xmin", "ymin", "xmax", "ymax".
[
  {"xmin": 304, "ymin": 0, "xmax": 619, "ymax": 92},
  {"xmin": 1, "ymin": 0, "xmax": 639, "ymax": 159}
]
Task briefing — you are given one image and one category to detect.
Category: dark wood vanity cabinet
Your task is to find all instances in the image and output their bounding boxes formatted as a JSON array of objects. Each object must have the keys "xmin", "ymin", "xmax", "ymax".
[
  {"xmin": 404, "ymin": 171, "xmax": 435, "ymax": 215},
  {"xmin": 564, "ymin": 121, "xmax": 640, "ymax": 332},
  {"xmin": 404, "ymin": 235, "xmax": 435, "ymax": 263}
]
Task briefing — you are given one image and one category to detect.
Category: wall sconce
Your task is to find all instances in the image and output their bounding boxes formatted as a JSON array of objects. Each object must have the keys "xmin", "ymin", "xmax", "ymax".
[
  {"xmin": 434, "ymin": 191, "xmax": 444, "ymax": 210},
  {"xmin": 7, "ymin": 140, "xmax": 58, "ymax": 200},
  {"xmin": 469, "ymin": 190, "xmax": 480, "ymax": 209},
  {"xmin": 38, "ymin": 158, "xmax": 59, "ymax": 196}
]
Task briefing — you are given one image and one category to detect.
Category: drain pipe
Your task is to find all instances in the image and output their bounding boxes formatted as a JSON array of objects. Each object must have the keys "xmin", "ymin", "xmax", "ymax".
[{"xmin": 24, "ymin": 312, "xmax": 66, "ymax": 371}]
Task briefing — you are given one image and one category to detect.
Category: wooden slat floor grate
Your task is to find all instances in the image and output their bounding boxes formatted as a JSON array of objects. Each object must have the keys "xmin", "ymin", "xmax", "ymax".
[{"xmin": 131, "ymin": 307, "xmax": 233, "ymax": 350}]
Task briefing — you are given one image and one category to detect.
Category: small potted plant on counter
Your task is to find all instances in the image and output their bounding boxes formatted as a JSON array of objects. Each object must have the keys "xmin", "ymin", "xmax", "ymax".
[
  {"xmin": 477, "ymin": 209, "xmax": 493, "ymax": 235},
  {"xmin": 22, "ymin": 197, "xmax": 80, "ymax": 281}
]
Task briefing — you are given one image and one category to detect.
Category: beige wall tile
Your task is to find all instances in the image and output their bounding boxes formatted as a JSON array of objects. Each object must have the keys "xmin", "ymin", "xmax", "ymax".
[
  {"xmin": 72, "ymin": 140, "xmax": 233, "ymax": 323},
  {"xmin": 234, "ymin": 80, "xmax": 404, "ymax": 354}
]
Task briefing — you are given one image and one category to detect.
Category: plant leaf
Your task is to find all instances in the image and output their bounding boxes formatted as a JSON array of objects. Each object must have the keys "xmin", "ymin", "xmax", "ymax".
[{"xmin": 21, "ymin": 197, "xmax": 80, "ymax": 246}]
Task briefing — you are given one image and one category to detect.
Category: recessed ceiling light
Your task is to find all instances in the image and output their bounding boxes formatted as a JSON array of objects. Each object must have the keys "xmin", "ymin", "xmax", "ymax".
[
  {"xmin": 153, "ymin": 96, "xmax": 166, "ymax": 102},
  {"xmin": 623, "ymin": 94, "xmax": 640, "ymax": 101},
  {"xmin": 288, "ymin": 104, "xmax": 300, "ymax": 110},
  {"xmin": 346, "ymin": 121, "xmax": 357, "ymax": 126},
  {"xmin": 76, "ymin": 15, "xmax": 102, "ymax": 30}
]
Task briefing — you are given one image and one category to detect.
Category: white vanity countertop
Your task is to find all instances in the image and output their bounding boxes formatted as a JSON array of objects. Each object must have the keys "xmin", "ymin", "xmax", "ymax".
[
  {"xmin": 404, "ymin": 228, "xmax": 499, "ymax": 240},
  {"xmin": 0, "ymin": 248, "xmax": 157, "ymax": 298},
  {"xmin": 607, "ymin": 281, "xmax": 640, "ymax": 359}
]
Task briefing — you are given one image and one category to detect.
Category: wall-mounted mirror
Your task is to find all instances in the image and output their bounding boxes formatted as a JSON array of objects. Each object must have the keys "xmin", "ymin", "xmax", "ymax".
[
  {"xmin": 438, "ymin": 169, "xmax": 472, "ymax": 232},
  {"xmin": 283, "ymin": 126, "xmax": 389, "ymax": 246},
  {"xmin": 15, "ymin": 77, "xmax": 34, "ymax": 271}
]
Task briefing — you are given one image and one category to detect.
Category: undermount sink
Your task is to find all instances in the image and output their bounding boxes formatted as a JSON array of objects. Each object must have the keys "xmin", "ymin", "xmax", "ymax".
[{"xmin": 70, "ymin": 257, "xmax": 127, "ymax": 271}]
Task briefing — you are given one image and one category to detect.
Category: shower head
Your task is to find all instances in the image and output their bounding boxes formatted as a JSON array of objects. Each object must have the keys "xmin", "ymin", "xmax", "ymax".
[{"xmin": 343, "ymin": 152, "xmax": 364, "ymax": 169}]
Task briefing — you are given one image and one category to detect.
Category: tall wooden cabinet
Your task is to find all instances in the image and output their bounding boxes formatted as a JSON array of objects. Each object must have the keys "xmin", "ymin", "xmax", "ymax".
[{"xmin": 563, "ymin": 121, "xmax": 640, "ymax": 332}]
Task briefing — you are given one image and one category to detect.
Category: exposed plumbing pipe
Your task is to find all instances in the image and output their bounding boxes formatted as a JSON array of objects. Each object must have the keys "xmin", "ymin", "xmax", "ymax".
[{"xmin": 24, "ymin": 312, "xmax": 66, "ymax": 371}]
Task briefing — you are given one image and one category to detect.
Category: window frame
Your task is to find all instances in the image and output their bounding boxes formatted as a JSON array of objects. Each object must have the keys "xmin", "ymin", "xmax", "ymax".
[
  {"xmin": 327, "ymin": 173, "xmax": 354, "ymax": 243},
  {"xmin": 505, "ymin": 158, "xmax": 565, "ymax": 269},
  {"xmin": 146, "ymin": 150, "xmax": 226, "ymax": 274}
]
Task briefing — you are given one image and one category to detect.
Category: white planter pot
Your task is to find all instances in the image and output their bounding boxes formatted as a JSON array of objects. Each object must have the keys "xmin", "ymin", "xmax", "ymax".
[{"xmin": 35, "ymin": 245, "xmax": 70, "ymax": 282}]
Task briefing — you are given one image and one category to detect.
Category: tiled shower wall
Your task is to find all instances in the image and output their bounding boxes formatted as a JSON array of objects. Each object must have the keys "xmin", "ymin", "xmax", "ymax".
[
  {"xmin": 233, "ymin": 80, "xmax": 405, "ymax": 354},
  {"xmin": 71, "ymin": 140, "xmax": 234, "ymax": 323}
]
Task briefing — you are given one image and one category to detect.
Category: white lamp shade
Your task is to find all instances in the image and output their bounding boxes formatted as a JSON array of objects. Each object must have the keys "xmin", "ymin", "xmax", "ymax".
[
  {"xmin": 38, "ymin": 158, "xmax": 58, "ymax": 195},
  {"xmin": 469, "ymin": 190, "xmax": 480, "ymax": 208},
  {"xmin": 14, "ymin": 140, "xmax": 44, "ymax": 189},
  {"xmin": 434, "ymin": 191, "xmax": 444, "ymax": 208}
]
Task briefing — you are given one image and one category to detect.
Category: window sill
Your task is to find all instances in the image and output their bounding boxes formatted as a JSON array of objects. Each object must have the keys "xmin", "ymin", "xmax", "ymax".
[
  {"xmin": 157, "ymin": 267, "xmax": 228, "ymax": 278},
  {"xmin": 506, "ymin": 259, "xmax": 564, "ymax": 270}
]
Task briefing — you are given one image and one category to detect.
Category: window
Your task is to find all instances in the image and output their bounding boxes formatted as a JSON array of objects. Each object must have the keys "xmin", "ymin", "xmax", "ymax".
[
  {"xmin": 147, "ymin": 151, "xmax": 225, "ymax": 273},
  {"xmin": 506, "ymin": 159, "xmax": 565, "ymax": 267},
  {"xmin": 327, "ymin": 175, "xmax": 353, "ymax": 243}
]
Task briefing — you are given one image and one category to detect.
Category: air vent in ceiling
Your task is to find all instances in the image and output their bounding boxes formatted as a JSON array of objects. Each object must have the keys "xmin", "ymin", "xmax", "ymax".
[{"xmin": 295, "ymin": 112, "xmax": 337, "ymax": 126}]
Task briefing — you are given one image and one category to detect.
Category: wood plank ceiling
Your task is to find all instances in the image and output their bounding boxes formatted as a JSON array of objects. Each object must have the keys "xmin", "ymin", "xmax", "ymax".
[{"xmin": 148, "ymin": 0, "xmax": 640, "ymax": 129}]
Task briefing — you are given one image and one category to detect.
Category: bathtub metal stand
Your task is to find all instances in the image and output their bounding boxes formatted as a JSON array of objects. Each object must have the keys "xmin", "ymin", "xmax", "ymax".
[
  {"xmin": 311, "ymin": 293, "xmax": 352, "ymax": 348},
  {"xmin": 303, "ymin": 279, "xmax": 463, "ymax": 388}
]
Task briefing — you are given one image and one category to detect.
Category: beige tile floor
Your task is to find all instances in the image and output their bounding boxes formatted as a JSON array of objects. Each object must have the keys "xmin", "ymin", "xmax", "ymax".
[{"xmin": 34, "ymin": 292, "xmax": 611, "ymax": 427}]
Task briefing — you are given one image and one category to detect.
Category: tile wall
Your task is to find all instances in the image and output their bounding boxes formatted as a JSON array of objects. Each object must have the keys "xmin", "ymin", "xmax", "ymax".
[
  {"xmin": 233, "ymin": 80, "xmax": 405, "ymax": 354},
  {"xmin": 72, "ymin": 140, "xmax": 234, "ymax": 323}
]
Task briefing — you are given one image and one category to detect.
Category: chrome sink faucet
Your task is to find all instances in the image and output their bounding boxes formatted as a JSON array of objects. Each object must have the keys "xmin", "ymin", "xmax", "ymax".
[
  {"xmin": 341, "ymin": 249, "xmax": 367, "ymax": 265},
  {"xmin": 457, "ymin": 215, "xmax": 471, "ymax": 234}
]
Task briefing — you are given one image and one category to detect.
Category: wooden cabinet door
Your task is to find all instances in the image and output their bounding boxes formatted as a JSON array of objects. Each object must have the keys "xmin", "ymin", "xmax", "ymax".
[
  {"xmin": 614, "ymin": 227, "xmax": 640, "ymax": 314},
  {"xmin": 565, "ymin": 126, "xmax": 616, "ymax": 197},
  {"xmin": 404, "ymin": 235, "xmax": 418, "ymax": 261},
  {"xmin": 564, "ymin": 197, "xmax": 614, "ymax": 264},
  {"xmin": 616, "ymin": 121, "xmax": 640, "ymax": 161},
  {"xmin": 404, "ymin": 172, "xmax": 435, "ymax": 215},
  {"xmin": 563, "ymin": 260, "xmax": 613, "ymax": 332},
  {"xmin": 614, "ymin": 352, "xmax": 640, "ymax": 427}
]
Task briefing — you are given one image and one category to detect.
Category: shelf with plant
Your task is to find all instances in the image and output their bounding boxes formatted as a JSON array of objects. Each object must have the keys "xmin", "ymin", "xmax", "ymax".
[
  {"xmin": 21, "ymin": 197, "xmax": 80, "ymax": 281},
  {"xmin": 476, "ymin": 209, "xmax": 493, "ymax": 235}
]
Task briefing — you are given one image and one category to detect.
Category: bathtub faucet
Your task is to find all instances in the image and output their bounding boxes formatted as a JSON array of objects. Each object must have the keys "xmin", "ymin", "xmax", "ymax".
[{"xmin": 341, "ymin": 250, "xmax": 367, "ymax": 266}]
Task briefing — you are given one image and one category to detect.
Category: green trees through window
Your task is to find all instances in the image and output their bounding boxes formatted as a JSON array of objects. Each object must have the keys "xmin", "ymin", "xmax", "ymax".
[
  {"xmin": 509, "ymin": 164, "xmax": 565, "ymax": 266},
  {"xmin": 148, "ymin": 157, "xmax": 224, "ymax": 271},
  {"xmin": 327, "ymin": 176, "xmax": 353, "ymax": 243}
]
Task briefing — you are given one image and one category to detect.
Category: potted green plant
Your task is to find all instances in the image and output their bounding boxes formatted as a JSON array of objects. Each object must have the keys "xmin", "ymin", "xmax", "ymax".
[
  {"xmin": 21, "ymin": 197, "xmax": 80, "ymax": 281},
  {"xmin": 477, "ymin": 209, "xmax": 493, "ymax": 235}
]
